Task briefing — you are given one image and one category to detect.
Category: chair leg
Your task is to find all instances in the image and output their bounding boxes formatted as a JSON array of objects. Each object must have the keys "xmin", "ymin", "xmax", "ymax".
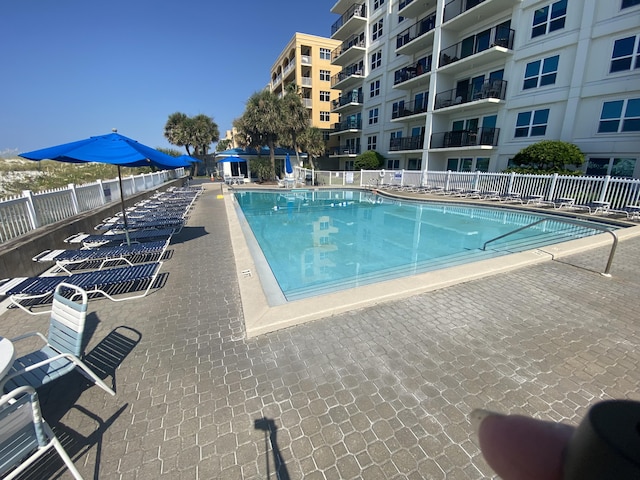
[
  {"xmin": 51, "ymin": 435, "xmax": 85, "ymax": 480},
  {"xmin": 71, "ymin": 358, "xmax": 116, "ymax": 396}
]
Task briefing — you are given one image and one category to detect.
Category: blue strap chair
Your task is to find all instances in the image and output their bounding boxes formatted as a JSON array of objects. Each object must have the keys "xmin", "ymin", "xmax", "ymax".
[
  {"xmin": 0, "ymin": 385, "xmax": 83, "ymax": 479},
  {"xmin": 0, "ymin": 283, "xmax": 115, "ymax": 396}
]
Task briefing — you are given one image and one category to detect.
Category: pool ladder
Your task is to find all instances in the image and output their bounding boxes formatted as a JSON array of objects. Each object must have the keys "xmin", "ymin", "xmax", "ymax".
[{"xmin": 482, "ymin": 218, "xmax": 618, "ymax": 276}]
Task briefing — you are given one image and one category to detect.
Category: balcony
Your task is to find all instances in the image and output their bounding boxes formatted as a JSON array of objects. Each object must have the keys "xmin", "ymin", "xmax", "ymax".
[
  {"xmin": 389, "ymin": 135, "xmax": 425, "ymax": 152},
  {"xmin": 391, "ymin": 97, "xmax": 429, "ymax": 120},
  {"xmin": 393, "ymin": 55, "xmax": 432, "ymax": 89},
  {"xmin": 332, "ymin": 118, "xmax": 362, "ymax": 134},
  {"xmin": 331, "ymin": 91, "xmax": 364, "ymax": 113},
  {"xmin": 396, "ymin": 13, "xmax": 436, "ymax": 55},
  {"xmin": 434, "ymin": 79, "xmax": 507, "ymax": 109},
  {"xmin": 399, "ymin": 0, "xmax": 437, "ymax": 19},
  {"xmin": 303, "ymin": 98, "xmax": 312, "ymax": 108},
  {"xmin": 331, "ymin": 145, "xmax": 361, "ymax": 156},
  {"xmin": 443, "ymin": 0, "xmax": 520, "ymax": 30},
  {"xmin": 331, "ymin": 3, "xmax": 367, "ymax": 39},
  {"xmin": 331, "ymin": 64, "xmax": 364, "ymax": 90},
  {"xmin": 430, "ymin": 127, "xmax": 500, "ymax": 149},
  {"xmin": 331, "ymin": 34, "xmax": 366, "ymax": 66},
  {"xmin": 439, "ymin": 26, "xmax": 514, "ymax": 73}
]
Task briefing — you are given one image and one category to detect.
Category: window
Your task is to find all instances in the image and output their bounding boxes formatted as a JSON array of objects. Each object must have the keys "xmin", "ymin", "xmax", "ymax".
[
  {"xmin": 320, "ymin": 90, "xmax": 331, "ymax": 102},
  {"xmin": 598, "ymin": 98, "xmax": 640, "ymax": 132},
  {"xmin": 386, "ymin": 159, "xmax": 400, "ymax": 169},
  {"xmin": 523, "ymin": 55, "xmax": 559, "ymax": 89},
  {"xmin": 610, "ymin": 35, "xmax": 640, "ymax": 73},
  {"xmin": 622, "ymin": 0, "xmax": 640, "ymax": 8},
  {"xmin": 372, "ymin": 19, "xmax": 384, "ymax": 41},
  {"xmin": 368, "ymin": 108, "xmax": 379, "ymax": 125},
  {"xmin": 371, "ymin": 50, "xmax": 382, "ymax": 70},
  {"xmin": 586, "ymin": 157, "xmax": 637, "ymax": 177},
  {"xmin": 532, "ymin": 0, "xmax": 567, "ymax": 38},
  {"xmin": 407, "ymin": 158, "xmax": 422, "ymax": 170},
  {"xmin": 515, "ymin": 109, "xmax": 550, "ymax": 137},
  {"xmin": 392, "ymin": 100, "xmax": 405, "ymax": 118},
  {"xmin": 367, "ymin": 135, "xmax": 377, "ymax": 150},
  {"xmin": 370, "ymin": 80, "xmax": 380, "ymax": 98},
  {"xmin": 320, "ymin": 111, "xmax": 331, "ymax": 122},
  {"xmin": 320, "ymin": 69, "xmax": 331, "ymax": 81},
  {"xmin": 374, "ymin": 0, "xmax": 385, "ymax": 10},
  {"xmin": 320, "ymin": 48, "xmax": 331, "ymax": 60}
]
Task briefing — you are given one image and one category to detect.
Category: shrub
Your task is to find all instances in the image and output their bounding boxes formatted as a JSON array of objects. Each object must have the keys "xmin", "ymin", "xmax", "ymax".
[{"xmin": 505, "ymin": 140, "xmax": 584, "ymax": 175}]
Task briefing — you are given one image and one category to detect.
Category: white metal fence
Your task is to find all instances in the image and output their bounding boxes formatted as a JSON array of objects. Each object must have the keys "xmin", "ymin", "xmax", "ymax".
[
  {"xmin": 298, "ymin": 168, "xmax": 640, "ymax": 212},
  {"xmin": 0, "ymin": 169, "xmax": 185, "ymax": 244}
]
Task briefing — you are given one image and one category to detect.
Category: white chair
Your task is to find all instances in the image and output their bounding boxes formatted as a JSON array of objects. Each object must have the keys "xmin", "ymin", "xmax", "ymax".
[
  {"xmin": 0, "ymin": 283, "xmax": 115, "ymax": 396},
  {"xmin": 0, "ymin": 386, "xmax": 84, "ymax": 479}
]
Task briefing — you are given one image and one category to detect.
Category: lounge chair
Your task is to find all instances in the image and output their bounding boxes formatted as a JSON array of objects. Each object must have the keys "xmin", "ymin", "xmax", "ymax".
[
  {"xmin": 0, "ymin": 386, "xmax": 84, "ymax": 479},
  {"xmin": 572, "ymin": 201, "xmax": 611, "ymax": 215},
  {"xmin": 538, "ymin": 197, "xmax": 575, "ymax": 209},
  {"xmin": 0, "ymin": 283, "xmax": 115, "ymax": 397},
  {"xmin": 65, "ymin": 228, "xmax": 176, "ymax": 247},
  {"xmin": 32, "ymin": 239, "xmax": 170, "ymax": 273},
  {"xmin": 95, "ymin": 217, "xmax": 185, "ymax": 231},
  {"xmin": 0, "ymin": 262, "xmax": 163, "ymax": 314}
]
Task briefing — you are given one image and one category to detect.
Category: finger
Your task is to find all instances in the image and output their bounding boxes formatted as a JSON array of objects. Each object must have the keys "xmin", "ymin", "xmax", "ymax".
[{"xmin": 471, "ymin": 410, "xmax": 575, "ymax": 480}]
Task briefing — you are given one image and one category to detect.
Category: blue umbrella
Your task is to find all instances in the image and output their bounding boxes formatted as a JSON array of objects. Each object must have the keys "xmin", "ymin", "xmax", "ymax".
[
  {"xmin": 176, "ymin": 155, "xmax": 202, "ymax": 164},
  {"xmin": 217, "ymin": 155, "xmax": 247, "ymax": 163},
  {"xmin": 20, "ymin": 131, "xmax": 190, "ymax": 244},
  {"xmin": 285, "ymin": 153, "xmax": 293, "ymax": 175}
]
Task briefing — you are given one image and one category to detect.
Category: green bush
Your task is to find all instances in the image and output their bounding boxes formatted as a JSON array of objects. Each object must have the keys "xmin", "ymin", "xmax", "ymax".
[
  {"xmin": 505, "ymin": 140, "xmax": 584, "ymax": 175},
  {"xmin": 354, "ymin": 150, "xmax": 385, "ymax": 170}
]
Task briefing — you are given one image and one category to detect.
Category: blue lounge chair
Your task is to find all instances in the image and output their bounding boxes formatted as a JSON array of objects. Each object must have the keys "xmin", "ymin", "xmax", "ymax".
[
  {"xmin": 65, "ymin": 228, "xmax": 176, "ymax": 247},
  {"xmin": 0, "ymin": 283, "xmax": 115, "ymax": 397},
  {"xmin": 0, "ymin": 386, "xmax": 84, "ymax": 479},
  {"xmin": 33, "ymin": 239, "xmax": 170, "ymax": 273},
  {"xmin": 0, "ymin": 262, "xmax": 163, "ymax": 314}
]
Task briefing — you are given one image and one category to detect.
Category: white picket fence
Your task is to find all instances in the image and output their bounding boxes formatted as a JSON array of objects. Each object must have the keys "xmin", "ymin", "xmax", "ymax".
[
  {"xmin": 303, "ymin": 168, "xmax": 640, "ymax": 212},
  {"xmin": 0, "ymin": 169, "xmax": 185, "ymax": 244}
]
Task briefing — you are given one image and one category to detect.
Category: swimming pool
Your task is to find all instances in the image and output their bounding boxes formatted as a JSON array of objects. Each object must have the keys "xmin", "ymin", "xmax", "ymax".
[{"xmin": 234, "ymin": 189, "xmax": 615, "ymax": 303}]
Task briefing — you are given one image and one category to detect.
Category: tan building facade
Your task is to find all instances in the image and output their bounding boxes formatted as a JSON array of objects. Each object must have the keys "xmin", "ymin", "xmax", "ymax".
[{"xmin": 269, "ymin": 33, "xmax": 343, "ymax": 161}]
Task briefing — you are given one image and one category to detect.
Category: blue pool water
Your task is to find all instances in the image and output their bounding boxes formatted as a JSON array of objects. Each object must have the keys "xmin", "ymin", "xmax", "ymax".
[{"xmin": 234, "ymin": 189, "xmax": 615, "ymax": 302}]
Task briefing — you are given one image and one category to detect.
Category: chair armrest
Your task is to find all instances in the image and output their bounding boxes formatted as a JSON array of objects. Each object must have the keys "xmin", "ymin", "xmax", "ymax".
[{"xmin": 10, "ymin": 331, "xmax": 47, "ymax": 344}]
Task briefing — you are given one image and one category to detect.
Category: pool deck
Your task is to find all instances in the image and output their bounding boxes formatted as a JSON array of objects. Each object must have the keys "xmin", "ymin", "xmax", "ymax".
[{"xmin": 1, "ymin": 180, "xmax": 639, "ymax": 479}]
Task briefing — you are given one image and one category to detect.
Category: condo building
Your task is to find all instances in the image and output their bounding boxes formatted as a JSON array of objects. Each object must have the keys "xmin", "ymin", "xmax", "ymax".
[
  {"xmin": 327, "ymin": 0, "xmax": 640, "ymax": 177},
  {"xmin": 269, "ymin": 33, "xmax": 343, "ymax": 164}
]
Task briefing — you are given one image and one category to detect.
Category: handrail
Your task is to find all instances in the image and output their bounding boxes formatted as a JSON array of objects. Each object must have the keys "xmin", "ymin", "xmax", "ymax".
[{"xmin": 482, "ymin": 218, "xmax": 619, "ymax": 276}]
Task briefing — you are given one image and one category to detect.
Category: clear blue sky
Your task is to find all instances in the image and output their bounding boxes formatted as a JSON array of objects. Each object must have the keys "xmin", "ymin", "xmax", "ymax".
[{"xmin": 0, "ymin": 0, "xmax": 337, "ymax": 156}]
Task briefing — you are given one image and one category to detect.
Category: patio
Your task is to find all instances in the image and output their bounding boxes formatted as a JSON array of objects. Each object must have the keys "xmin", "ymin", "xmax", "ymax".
[{"xmin": 0, "ymin": 180, "xmax": 638, "ymax": 479}]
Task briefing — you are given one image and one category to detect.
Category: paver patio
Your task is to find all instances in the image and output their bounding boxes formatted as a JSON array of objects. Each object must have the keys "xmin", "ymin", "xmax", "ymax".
[{"xmin": 1, "ymin": 181, "xmax": 638, "ymax": 479}]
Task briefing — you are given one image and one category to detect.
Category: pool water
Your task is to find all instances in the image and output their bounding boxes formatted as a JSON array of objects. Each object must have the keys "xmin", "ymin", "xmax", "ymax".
[{"xmin": 234, "ymin": 189, "xmax": 613, "ymax": 302}]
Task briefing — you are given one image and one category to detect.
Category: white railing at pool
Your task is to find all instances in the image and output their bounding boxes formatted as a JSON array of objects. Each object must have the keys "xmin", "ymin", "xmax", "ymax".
[
  {"xmin": 299, "ymin": 168, "xmax": 640, "ymax": 212},
  {"xmin": 0, "ymin": 169, "xmax": 185, "ymax": 244}
]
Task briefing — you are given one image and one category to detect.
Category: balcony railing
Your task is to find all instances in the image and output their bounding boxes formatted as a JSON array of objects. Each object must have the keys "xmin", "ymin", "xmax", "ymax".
[
  {"xmin": 333, "ymin": 118, "xmax": 362, "ymax": 132},
  {"xmin": 392, "ymin": 97, "xmax": 429, "ymax": 119},
  {"xmin": 300, "ymin": 77, "xmax": 312, "ymax": 87},
  {"xmin": 331, "ymin": 64, "xmax": 364, "ymax": 87},
  {"xmin": 439, "ymin": 25, "xmax": 514, "ymax": 67},
  {"xmin": 332, "ymin": 91, "xmax": 364, "ymax": 110},
  {"xmin": 430, "ymin": 127, "xmax": 500, "ymax": 148},
  {"xmin": 434, "ymin": 79, "xmax": 507, "ymax": 109},
  {"xmin": 331, "ymin": 3, "xmax": 367, "ymax": 36},
  {"xmin": 399, "ymin": 0, "xmax": 414, "ymax": 9},
  {"xmin": 389, "ymin": 135, "xmax": 425, "ymax": 151},
  {"xmin": 396, "ymin": 13, "xmax": 436, "ymax": 49},
  {"xmin": 394, "ymin": 55, "xmax": 432, "ymax": 85},
  {"xmin": 444, "ymin": 0, "xmax": 486, "ymax": 23},
  {"xmin": 332, "ymin": 145, "xmax": 362, "ymax": 155},
  {"xmin": 331, "ymin": 34, "xmax": 366, "ymax": 62}
]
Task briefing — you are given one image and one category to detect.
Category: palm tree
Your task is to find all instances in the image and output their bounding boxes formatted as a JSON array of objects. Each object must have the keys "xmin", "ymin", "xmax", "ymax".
[
  {"xmin": 298, "ymin": 127, "xmax": 326, "ymax": 170},
  {"xmin": 236, "ymin": 90, "xmax": 281, "ymax": 177},
  {"xmin": 164, "ymin": 113, "xmax": 219, "ymax": 175},
  {"xmin": 280, "ymin": 83, "xmax": 310, "ymax": 167}
]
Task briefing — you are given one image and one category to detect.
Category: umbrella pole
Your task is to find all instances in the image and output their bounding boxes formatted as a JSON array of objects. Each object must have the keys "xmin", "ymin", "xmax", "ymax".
[{"xmin": 117, "ymin": 166, "xmax": 131, "ymax": 245}]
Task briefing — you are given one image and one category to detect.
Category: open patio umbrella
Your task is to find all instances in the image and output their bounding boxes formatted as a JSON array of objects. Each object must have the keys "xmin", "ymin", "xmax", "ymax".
[{"xmin": 19, "ymin": 130, "xmax": 190, "ymax": 244}]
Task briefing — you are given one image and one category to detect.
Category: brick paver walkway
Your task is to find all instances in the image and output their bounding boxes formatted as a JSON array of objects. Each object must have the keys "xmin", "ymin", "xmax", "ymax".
[{"xmin": 1, "ymin": 181, "xmax": 638, "ymax": 479}]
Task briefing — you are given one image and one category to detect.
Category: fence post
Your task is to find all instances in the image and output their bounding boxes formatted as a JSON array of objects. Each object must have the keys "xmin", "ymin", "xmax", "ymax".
[
  {"xmin": 96, "ymin": 179, "xmax": 107, "ymax": 205},
  {"xmin": 21, "ymin": 190, "xmax": 39, "ymax": 229},
  {"xmin": 445, "ymin": 170, "xmax": 451, "ymax": 191},
  {"xmin": 67, "ymin": 183, "xmax": 80, "ymax": 215},
  {"xmin": 473, "ymin": 170, "xmax": 480, "ymax": 190},
  {"xmin": 547, "ymin": 173, "xmax": 558, "ymax": 201},
  {"xmin": 508, "ymin": 172, "xmax": 515, "ymax": 194},
  {"xmin": 598, "ymin": 176, "xmax": 610, "ymax": 203}
]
